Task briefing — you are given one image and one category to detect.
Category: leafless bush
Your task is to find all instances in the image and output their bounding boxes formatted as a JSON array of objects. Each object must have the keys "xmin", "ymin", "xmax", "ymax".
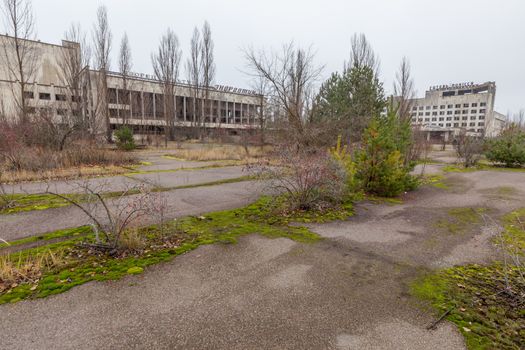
[
  {"xmin": 454, "ymin": 130, "xmax": 484, "ymax": 167},
  {"xmin": 481, "ymin": 213, "xmax": 524, "ymax": 302},
  {"xmin": 46, "ymin": 181, "xmax": 166, "ymax": 253},
  {"xmin": 1, "ymin": 117, "xmax": 135, "ymax": 174},
  {"xmin": 250, "ymin": 143, "xmax": 347, "ymax": 211}
]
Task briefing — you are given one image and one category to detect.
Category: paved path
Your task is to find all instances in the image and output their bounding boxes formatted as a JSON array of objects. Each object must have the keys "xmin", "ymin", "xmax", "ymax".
[
  {"xmin": 0, "ymin": 235, "xmax": 465, "ymax": 350},
  {"xmin": 2, "ymin": 165, "xmax": 246, "ymax": 194},
  {"xmin": 1, "ymin": 165, "xmax": 525, "ymax": 348},
  {"xmin": 1, "ymin": 180, "xmax": 263, "ymax": 242},
  {"xmin": 1, "ymin": 160, "xmax": 254, "ymax": 241}
]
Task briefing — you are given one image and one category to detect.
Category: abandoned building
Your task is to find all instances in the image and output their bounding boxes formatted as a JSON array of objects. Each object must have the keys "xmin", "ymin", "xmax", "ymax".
[
  {"xmin": 0, "ymin": 34, "xmax": 263, "ymax": 137},
  {"xmin": 409, "ymin": 82, "xmax": 506, "ymax": 141}
]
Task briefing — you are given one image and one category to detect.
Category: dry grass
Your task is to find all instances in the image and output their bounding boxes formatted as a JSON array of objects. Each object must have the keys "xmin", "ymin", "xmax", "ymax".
[
  {"xmin": 1, "ymin": 142, "xmax": 137, "ymax": 184},
  {"xmin": 0, "ymin": 165, "xmax": 132, "ymax": 184},
  {"xmin": 168, "ymin": 144, "xmax": 273, "ymax": 161},
  {"xmin": 118, "ymin": 228, "xmax": 146, "ymax": 251},
  {"xmin": 0, "ymin": 250, "xmax": 66, "ymax": 291}
]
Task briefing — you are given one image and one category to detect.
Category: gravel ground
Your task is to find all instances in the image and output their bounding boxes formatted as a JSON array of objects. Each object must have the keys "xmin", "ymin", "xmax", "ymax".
[{"xmin": 1, "ymin": 166, "xmax": 524, "ymax": 349}]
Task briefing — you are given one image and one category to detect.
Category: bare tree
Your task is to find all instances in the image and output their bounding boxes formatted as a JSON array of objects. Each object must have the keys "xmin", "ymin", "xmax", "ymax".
[
  {"xmin": 455, "ymin": 129, "xmax": 484, "ymax": 167},
  {"xmin": 151, "ymin": 28, "xmax": 182, "ymax": 147},
  {"xmin": 118, "ymin": 32, "xmax": 132, "ymax": 124},
  {"xmin": 186, "ymin": 27, "xmax": 201, "ymax": 132},
  {"xmin": 508, "ymin": 109, "xmax": 525, "ymax": 130},
  {"xmin": 0, "ymin": 0, "xmax": 36, "ymax": 124},
  {"xmin": 244, "ymin": 42, "xmax": 322, "ymax": 141},
  {"xmin": 249, "ymin": 76, "xmax": 269, "ymax": 148},
  {"xmin": 92, "ymin": 5, "xmax": 112, "ymax": 142},
  {"xmin": 346, "ymin": 33, "xmax": 380, "ymax": 75},
  {"xmin": 393, "ymin": 56, "xmax": 415, "ymax": 122},
  {"xmin": 392, "ymin": 57, "xmax": 423, "ymax": 166},
  {"xmin": 52, "ymin": 23, "xmax": 92, "ymax": 149},
  {"xmin": 200, "ymin": 21, "xmax": 215, "ymax": 126}
]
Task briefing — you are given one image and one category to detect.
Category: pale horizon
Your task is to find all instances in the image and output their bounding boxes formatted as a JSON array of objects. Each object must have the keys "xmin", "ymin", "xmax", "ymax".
[{"xmin": 28, "ymin": 0, "xmax": 525, "ymax": 115}]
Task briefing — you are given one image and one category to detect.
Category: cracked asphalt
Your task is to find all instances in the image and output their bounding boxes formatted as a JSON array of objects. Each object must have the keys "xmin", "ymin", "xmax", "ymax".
[{"xmin": 1, "ymin": 154, "xmax": 524, "ymax": 349}]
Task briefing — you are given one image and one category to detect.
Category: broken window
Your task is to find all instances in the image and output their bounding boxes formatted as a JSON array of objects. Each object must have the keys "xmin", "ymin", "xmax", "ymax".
[
  {"xmin": 39, "ymin": 92, "xmax": 51, "ymax": 100},
  {"xmin": 108, "ymin": 88, "xmax": 117, "ymax": 104}
]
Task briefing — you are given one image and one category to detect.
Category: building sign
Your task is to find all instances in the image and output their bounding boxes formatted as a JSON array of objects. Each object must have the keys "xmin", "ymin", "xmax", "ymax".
[
  {"xmin": 121, "ymin": 71, "xmax": 259, "ymax": 96},
  {"xmin": 129, "ymin": 72, "xmax": 157, "ymax": 80},
  {"xmin": 429, "ymin": 82, "xmax": 477, "ymax": 91},
  {"xmin": 214, "ymin": 85, "xmax": 258, "ymax": 95}
]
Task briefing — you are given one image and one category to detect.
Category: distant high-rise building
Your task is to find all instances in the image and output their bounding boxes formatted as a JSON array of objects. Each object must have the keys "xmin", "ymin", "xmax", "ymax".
[{"xmin": 409, "ymin": 82, "xmax": 506, "ymax": 140}]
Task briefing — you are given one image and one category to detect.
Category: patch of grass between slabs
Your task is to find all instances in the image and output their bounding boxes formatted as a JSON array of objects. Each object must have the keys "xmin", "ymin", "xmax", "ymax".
[
  {"xmin": 0, "ymin": 226, "xmax": 92, "ymax": 249},
  {"xmin": 1, "ymin": 176, "xmax": 254, "ymax": 215},
  {"xmin": 495, "ymin": 208, "xmax": 525, "ymax": 254},
  {"xmin": 0, "ymin": 193, "xmax": 84, "ymax": 214},
  {"xmin": 412, "ymin": 208, "xmax": 525, "ymax": 350},
  {"xmin": 443, "ymin": 164, "xmax": 525, "ymax": 173},
  {"xmin": 434, "ymin": 207, "xmax": 487, "ymax": 235},
  {"xmin": 124, "ymin": 162, "xmax": 240, "ymax": 176},
  {"xmin": 411, "ymin": 264, "xmax": 524, "ymax": 350},
  {"xmin": 422, "ymin": 174, "xmax": 450, "ymax": 190}
]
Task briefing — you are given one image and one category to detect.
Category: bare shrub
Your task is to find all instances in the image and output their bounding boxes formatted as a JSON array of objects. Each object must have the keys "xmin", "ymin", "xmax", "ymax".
[
  {"xmin": 251, "ymin": 143, "xmax": 347, "ymax": 211},
  {"xmin": 481, "ymin": 213, "xmax": 524, "ymax": 305},
  {"xmin": 454, "ymin": 130, "xmax": 484, "ymax": 167},
  {"xmin": 45, "ymin": 181, "xmax": 165, "ymax": 253}
]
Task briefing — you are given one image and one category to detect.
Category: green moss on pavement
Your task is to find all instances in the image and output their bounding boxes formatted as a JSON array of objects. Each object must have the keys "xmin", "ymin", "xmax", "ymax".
[
  {"xmin": 1, "ymin": 196, "xmax": 340, "ymax": 304},
  {"xmin": 412, "ymin": 208, "xmax": 525, "ymax": 349},
  {"xmin": 0, "ymin": 226, "xmax": 92, "ymax": 249},
  {"xmin": 434, "ymin": 207, "xmax": 487, "ymax": 234}
]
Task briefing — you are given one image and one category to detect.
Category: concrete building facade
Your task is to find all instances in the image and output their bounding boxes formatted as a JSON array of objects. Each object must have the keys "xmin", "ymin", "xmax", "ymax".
[
  {"xmin": 409, "ymin": 82, "xmax": 506, "ymax": 140},
  {"xmin": 0, "ymin": 34, "xmax": 262, "ymax": 136}
]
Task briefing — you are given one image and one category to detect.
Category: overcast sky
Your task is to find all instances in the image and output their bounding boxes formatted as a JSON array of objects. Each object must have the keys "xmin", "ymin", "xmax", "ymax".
[{"xmin": 30, "ymin": 0, "xmax": 524, "ymax": 113}]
